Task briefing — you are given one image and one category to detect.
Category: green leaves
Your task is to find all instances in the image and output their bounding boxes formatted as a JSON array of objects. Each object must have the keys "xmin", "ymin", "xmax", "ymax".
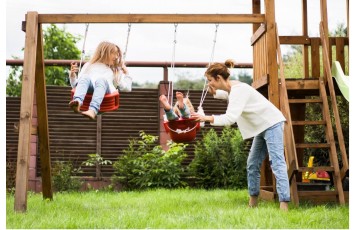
[
  {"xmin": 112, "ymin": 131, "xmax": 188, "ymax": 190},
  {"xmin": 6, "ymin": 24, "xmax": 81, "ymax": 96},
  {"xmin": 188, "ymin": 127, "xmax": 248, "ymax": 189}
]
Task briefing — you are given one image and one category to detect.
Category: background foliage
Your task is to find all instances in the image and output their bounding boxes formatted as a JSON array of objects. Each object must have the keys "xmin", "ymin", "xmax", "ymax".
[{"xmin": 189, "ymin": 127, "xmax": 248, "ymax": 189}]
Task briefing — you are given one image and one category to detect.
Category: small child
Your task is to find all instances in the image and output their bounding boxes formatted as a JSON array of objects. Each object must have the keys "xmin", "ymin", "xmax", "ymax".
[
  {"xmin": 68, "ymin": 41, "xmax": 132, "ymax": 120},
  {"xmin": 159, "ymin": 91, "xmax": 194, "ymax": 121}
]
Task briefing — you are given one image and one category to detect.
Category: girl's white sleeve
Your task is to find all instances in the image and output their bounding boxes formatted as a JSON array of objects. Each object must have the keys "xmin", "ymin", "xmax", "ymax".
[
  {"xmin": 69, "ymin": 63, "xmax": 89, "ymax": 88},
  {"xmin": 117, "ymin": 71, "xmax": 133, "ymax": 92},
  {"xmin": 69, "ymin": 75, "xmax": 78, "ymax": 88}
]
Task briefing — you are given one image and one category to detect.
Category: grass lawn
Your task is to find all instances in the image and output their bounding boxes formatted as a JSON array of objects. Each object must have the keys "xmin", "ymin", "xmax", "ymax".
[{"xmin": 6, "ymin": 188, "xmax": 349, "ymax": 229}]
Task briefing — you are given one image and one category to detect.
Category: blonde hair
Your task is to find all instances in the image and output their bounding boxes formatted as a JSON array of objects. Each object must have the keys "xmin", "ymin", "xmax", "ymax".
[
  {"xmin": 205, "ymin": 59, "xmax": 235, "ymax": 80},
  {"xmin": 89, "ymin": 41, "xmax": 123, "ymax": 71},
  {"xmin": 173, "ymin": 96, "xmax": 195, "ymax": 116}
]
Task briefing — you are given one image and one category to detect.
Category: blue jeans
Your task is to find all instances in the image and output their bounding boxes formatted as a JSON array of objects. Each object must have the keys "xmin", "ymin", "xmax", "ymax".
[
  {"xmin": 165, "ymin": 104, "xmax": 191, "ymax": 121},
  {"xmin": 73, "ymin": 75, "xmax": 110, "ymax": 114},
  {"xmin": 247, "ymin": 121, "xmax": 290, "ymax": 202}
]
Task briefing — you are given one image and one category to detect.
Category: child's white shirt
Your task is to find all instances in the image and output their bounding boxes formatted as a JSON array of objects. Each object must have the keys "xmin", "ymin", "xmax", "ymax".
[{"xmin": 69, "ymin": 62, "xmax": 132, "ymax": 93}]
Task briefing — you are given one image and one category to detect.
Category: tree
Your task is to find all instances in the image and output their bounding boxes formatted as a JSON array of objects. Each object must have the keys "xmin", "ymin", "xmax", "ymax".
[
  {"xmin": 6, "ymin": 24, "xmax": 81, "ymax": 96},
  {"xmin": 43, "ymin": 24, "xmax": 81, "ymax": 86},
  {"xmin": 6, "ymin": 65, "xmax": 23, "ymax": 97}
]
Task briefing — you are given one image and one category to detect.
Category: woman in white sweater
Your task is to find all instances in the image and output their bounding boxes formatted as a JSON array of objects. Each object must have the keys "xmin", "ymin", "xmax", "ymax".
[
  {"xmin": 69, "ymin": 41, "xmax": 132, "ymax": 120},
  {"xmin": 191, "ymin": 59, "xmax": 290, "ymax": 211}
]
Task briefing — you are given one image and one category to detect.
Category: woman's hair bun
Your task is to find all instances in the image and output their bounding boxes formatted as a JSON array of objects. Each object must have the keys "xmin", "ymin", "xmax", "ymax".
[{"xmin": 224, "ymin": 59, "xmax": 235, "ymax": 69}]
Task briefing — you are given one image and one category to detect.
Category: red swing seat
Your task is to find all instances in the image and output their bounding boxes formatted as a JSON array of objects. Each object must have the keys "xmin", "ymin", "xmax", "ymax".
[
  {"xmin": 163, "ymin": 118, "xmax": 200, "ymax": 143},
  {"xmin": 70, "ymin": 88, "xmax": 120, "ymax": 112}
]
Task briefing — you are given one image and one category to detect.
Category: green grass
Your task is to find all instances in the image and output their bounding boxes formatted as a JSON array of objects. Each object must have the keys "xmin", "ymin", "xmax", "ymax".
[{"xmin": 6, "ymin": 189, "xmax": 349, "ymax": 229}]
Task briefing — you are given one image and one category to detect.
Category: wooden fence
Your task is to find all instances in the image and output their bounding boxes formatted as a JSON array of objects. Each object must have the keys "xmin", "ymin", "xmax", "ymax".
[{"xmin": 6, "ymin": 85, "xmax": 232, "ymax": 183}]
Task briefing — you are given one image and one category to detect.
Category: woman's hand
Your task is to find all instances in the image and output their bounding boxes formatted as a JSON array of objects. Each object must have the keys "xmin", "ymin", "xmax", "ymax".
[
  {"xmin": 191, "ymin": 112, "xmax": 205, "ymax": 122},
  {"xmin": 192, "ymin": 112, "xmax": 214, "ymax": 123},
  {"xmin": 208, "ymin": 85, "xmax": 216, "ymax": 95}
]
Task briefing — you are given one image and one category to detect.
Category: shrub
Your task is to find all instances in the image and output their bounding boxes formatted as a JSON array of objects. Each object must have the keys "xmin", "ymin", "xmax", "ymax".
[
  {"xmin": 188, "ymin": 127, "xmax": 248, "ymax": 189},
  {"xmin": 82, "ymin": 153, "xmax": 112, "ymax": 180},
  {"xmin": 112, "ymin": 131, "xmax": 188, "ymax": 190},
  {"xmin": 52, "ymin": 161, "xmax": 83, "ymax": 192}
]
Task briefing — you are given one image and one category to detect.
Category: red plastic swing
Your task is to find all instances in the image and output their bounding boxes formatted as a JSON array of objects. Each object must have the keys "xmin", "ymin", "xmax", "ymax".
[
  {"xmin": 163, "ymin": 118, "xmax": 200, "ymax": 143},
  {"xmin": 70, "ymin": 88, "xmax": 119, "ymax": 112}
]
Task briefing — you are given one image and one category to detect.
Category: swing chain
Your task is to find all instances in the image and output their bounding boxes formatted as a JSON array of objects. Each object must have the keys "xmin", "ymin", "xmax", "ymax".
[
  {"xmin": 209, "ymin": 23, "xmax": 219, "ymax": 65},
  {"xmin": 123, "ymin": 23, "xmax": 132, "ymax": 62},
  {"xmin": 79, "ymin": 23, "xmax": 90, "ymax": 72},
  {"xmin": 199, "ymin": 23, "xmax": 219, "ymax": 108},
  {"xmin": 168, "ymin": 23, "xmax": 178, "ymax": 107}
]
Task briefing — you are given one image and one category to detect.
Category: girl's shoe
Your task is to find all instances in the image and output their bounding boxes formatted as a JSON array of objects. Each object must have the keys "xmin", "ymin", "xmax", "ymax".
[{"xmin": 81, "ymin": 109, "xmax": 96, "ymax": 120}]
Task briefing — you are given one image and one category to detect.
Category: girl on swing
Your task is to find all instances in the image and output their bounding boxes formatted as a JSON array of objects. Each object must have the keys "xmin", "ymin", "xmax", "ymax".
[
  {"xmin": 159, "ymin": 92, "xmax": 195, "ymax": 121},
  {"xmin": 68, "ymin": 41, "xmax": 132, "ymax": 120}
]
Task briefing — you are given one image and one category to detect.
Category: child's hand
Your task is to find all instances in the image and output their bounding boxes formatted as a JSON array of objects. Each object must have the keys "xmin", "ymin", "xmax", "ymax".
[
  {"xmin": 70, "ymin": 62, "xmax": 79, "ymax": 73},
  {"xmin": 121, "ymin": 64, "xmax": 129, "ymax": 75},
  {"xmin": 70, "ymin": 62, "xmax": 78, "ymax": 77}
]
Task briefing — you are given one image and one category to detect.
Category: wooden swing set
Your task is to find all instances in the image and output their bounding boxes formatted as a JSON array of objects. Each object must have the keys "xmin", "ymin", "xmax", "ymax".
[{"xmin": 14, "ymin": 0, "xmax": 349, "ymax": 212}]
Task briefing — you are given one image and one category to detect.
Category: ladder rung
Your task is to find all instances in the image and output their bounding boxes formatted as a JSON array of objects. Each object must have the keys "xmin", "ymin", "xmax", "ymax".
[
  {"xmin": 296, "ymin": 143, "xmax": 330, "ymax": 148},
  {"xmin": 298, "ymin": 190, "xmax": 338, "ymax": 197},
  {"xmin": 289, "ymin": 99, "xmax": 323, "ymax": 103},
  {"xmin": 298, "ymin": 166, "xmax": 334, "ymax": 172},
  {"xmin": 292, "ymin": 120, "xmax": 326, "ymax": 125}
]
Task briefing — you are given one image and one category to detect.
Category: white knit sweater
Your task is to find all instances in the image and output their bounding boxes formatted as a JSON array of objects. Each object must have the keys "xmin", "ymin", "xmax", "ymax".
[{"xmin": 211, "ymin": 82, "xmax": 286, "ymax": 140}]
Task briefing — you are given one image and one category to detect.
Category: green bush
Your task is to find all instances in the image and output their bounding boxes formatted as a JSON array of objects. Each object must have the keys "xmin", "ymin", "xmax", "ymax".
[
  {"xmin": 188, "ymin": 127, "xmax": 248, "ymax": 189},
  {"xmin": 52, "ymin": 161, "xmax": 83, "ymax": 192},
  {"xmin": 112, "ymin": 131, "xmax": 188, "ymax": 190}
]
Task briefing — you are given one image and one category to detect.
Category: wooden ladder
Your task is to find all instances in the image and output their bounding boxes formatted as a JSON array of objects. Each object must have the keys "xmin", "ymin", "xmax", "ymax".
[
  {"xmin": 276, "ymin": 25, "xmax": 346, "ymax": 206},
  {"xmin": 286, "ymin": 79, "xmax": 345, "ymax": 206}
]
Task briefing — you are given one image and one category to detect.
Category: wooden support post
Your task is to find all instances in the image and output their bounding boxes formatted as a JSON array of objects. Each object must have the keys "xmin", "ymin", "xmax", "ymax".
[
  {"xmin": 260, "ymin": 0, "xmax": 279, "ymax": 197},
  {"xmin": 14, "ymin": 11, "xmax": 38, "ymax": 212},
  {"xmin": 252, "ymin": 0, "xmax": 261, "ymax": 33},
  {"xmin": 158, "ymin": 81, "xmax": 171, "ymax": 150},
  {"xmin": 301, "ymin": 0, "xmax": 309, "ymax": 78},
  {"xmin": 35, "ymin": 24, "xmax": 53, "ymax": 200},
  {"xmin": 265, "ymin": 0, "xmax": 279, "ymax": 108},
  {"xmin": 96, "ymin": 115, "xmax": 102, "ymax": 180}
]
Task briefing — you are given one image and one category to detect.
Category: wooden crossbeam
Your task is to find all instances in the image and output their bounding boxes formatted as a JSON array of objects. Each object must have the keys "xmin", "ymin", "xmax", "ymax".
[{"xmin": 35, "ymin": 13, "xmax": 265, "ymax": 24}]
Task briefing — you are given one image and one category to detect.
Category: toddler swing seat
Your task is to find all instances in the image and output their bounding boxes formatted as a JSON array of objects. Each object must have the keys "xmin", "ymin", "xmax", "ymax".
[
  {"xmin": 163, "ymin": 118, "xmax": 200, "ymax": 143},
  {"xmin": 70, "ymin": 88, "xmax": 120, "ymax": 112}
]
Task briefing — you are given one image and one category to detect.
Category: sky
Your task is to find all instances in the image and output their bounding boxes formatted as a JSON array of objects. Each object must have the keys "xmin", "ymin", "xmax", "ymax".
[
  {"xmin": 5, "ymin": 0, "xmax": 349, "ymax": 84},
  {"xmin": 2, "ymin": 0, "xmax": 354, "ymax": 227}
]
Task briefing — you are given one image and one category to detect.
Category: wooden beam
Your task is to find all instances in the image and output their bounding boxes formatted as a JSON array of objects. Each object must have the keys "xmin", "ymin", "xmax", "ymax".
[
  {"xmin": 279, "ymin": 36, "xmax": 310, "ymax": 45},
  {"xmin": 14, "ymin": 11, "xmax": 38, "ymax": 213},
  {"xmin": 35, "ymin": 24, "xmax": 53, "ymax": 200},
  {"xmin": 285, "ymin": 79, "xmax": 319, "ymax": 90},
  {"xmin": 13, "ymin": 122, "xmax": 37, "ymax": 135},
  {"xmin": 302, "ymin": 0, "xmax": 309, "ymax": 78},
  {"xmin": 96, "ymin": 115, "xmax": 102, "ymax": 180},
  {"xmin": 252, "ymin": 0, "xmax": 261, "ymax": 33},
  {"xmin": 35, "ymin": 13, "xmax": 265, "ymax": 24},
  {"xmin": 252, "ymin": 74, "xmax": 269, "ymax": 90},
  {"xmin": 265, "ymin": 1, "xmax": 279, "ymax": 108},
  {"xmin": 250, "ymin": 23, "xmax": 266, "ymax": 45}
]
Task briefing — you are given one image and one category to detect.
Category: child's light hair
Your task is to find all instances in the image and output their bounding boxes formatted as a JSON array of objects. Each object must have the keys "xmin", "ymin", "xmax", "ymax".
[{"xmin": 89, "ymin": 41, "xmax": 123, "ymax": 71}]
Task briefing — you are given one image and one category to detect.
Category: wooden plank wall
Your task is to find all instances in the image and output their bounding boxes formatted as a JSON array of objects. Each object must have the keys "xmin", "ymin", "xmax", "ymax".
[{"xmin": 6, "ymin": 86, "xmax": 232, "ymax": 179}]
